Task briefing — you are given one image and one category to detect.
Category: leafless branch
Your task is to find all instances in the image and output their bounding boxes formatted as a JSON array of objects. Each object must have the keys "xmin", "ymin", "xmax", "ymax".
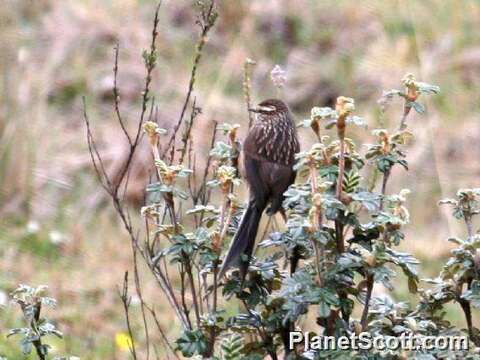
[
  {"xmin": 132, "ymin": 244, "xmax": 151, "ymax": 360},
  {"xmin": 119, "ymin": 272, "xmax": 138, "ymax": 360},
  {"xmin": 83, "ymin": 0, "xmax": 221, "ymax": 354},
  {"xmin": 113, "ymin": 44, "xmax": 132, "ymax": 147},
  {"xmin": 196, "ymin": 120, "xmax": 218, "ymax": 209},
  {"xmin": 179, "ymin": 97, "xmax": 201, "ymax": 165},
  {"xmin": 163, "ymin": 0, "xmax": 218, "ymax": 164},
  {"xmin": 145, "ymin": 305, "xmax": 181, "ymax": 360}
]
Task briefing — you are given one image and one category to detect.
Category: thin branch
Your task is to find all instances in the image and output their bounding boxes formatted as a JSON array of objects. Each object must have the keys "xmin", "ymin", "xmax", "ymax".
[
  {"xmin": 145, "ymin": 305, "xmax": 181, "ymax": 359},
  {"xmin": 179, "ymin": 264, "xmax": 193, "ymax": 330},
  {"xmin": 28, "ymin": 302, "xmax": 46, "ymax": 360},
  {"xmin": 398, "ymin": 103, "xmax": 412, "ymax": 131},
  {"xmin": 119, "ymin": 272, "xmax": 138, "ymax": 360},
  {"xmin": 362, "ymin": 92, "xmax": 410, "ymax": 329},
  {"xmin": 185, "ymin": 260, "xmax": 201, "ymax": 327},
  {"xmin": 163, "ymin": 0, "xmax": 217, "ymax": 163},
  {"xmin": 458, "ymin": 280, "xmax": 477, "ymax": 345},
  {"xmin": 309, "ymin": 162, "xmax": 324, "ymax": 287},
  {"xmin": 113, "ymin": 1, "xmax": 161, "ymax": 200},
  {"xmin": 197, "ymin": 120, "xmax": 218, "ymax": 210},
  {"xmin": 83, "ymin": 98, "xmax": 113, "ymax": 194},
  {"xmin": 147, "ymin": 254, "xmax": 191, "ymax": 328},
  {"xmin": 179, "ymin": 97, "xmax": 201, "ymax": 165},
  {"xmin": 335, "ymin": 136, "xmax": 346, "ymax": 254},
  {"xmin": 132, "ymin": 244, "xmax": 151, "ymax": 360},
  {"xmin": 113, "ymin": 44, "xmax": 133, "ymax": 146},
  {"xmin": 243, "ymin": 58, "xmax": 256, "ymax": 128},
  {"xmin": 460, "ymin": 210, "xmax": 478, "ymax": 345},
  {"xmin": 241, "ymin": 299, "xmax": 278, "ymax": 360}
]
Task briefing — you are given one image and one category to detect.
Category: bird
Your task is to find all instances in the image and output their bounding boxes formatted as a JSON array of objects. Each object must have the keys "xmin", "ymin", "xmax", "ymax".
[{"xmin": 218, "ymin": 99, "xmax": 300, "ymax": 280}]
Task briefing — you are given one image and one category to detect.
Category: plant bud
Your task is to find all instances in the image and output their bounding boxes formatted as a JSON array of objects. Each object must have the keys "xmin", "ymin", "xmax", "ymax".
[
  {"xmin": 143, "ymin": 121, "xmax": 163, "ymax": 147},
  {"xmin": 365, "ymin": 253, "xmax": 376, "ymax": 267},
  {"xmin": 340, "ymin": 192, "xmax": 352, "ymax": 205},
  {"xmin": 312, "ymin": 193, "xmax": 323, "ymax": 207},
  {"xmin": 335, "ymin": 96, "xmax": 355, "ymax": 115},
  {"xmin": 359, "ymin": 248, "xmax": 376, "ymax": 267},
  {"xmin": 211, "ymin": 232, "xmax": 221, "ymax": 252},
  {"xmin": 402, "ymin": 73, "xmax": 418, "ymax": 101},
  {"xmin": 405, "ymin": 317, "xmax": 417, "ymax": 332}
]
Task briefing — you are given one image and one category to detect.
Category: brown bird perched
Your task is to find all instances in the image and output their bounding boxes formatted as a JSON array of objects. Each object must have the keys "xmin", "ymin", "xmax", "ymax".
[{"xmin": 219, "ymin": 99, "xmax": 300, "ymax": 279}]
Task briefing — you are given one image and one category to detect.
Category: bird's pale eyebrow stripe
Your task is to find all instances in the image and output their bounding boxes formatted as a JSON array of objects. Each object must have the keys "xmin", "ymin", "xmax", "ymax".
[{"xmin": 259, "ymin": 105, "xmax": 275, "ymax": 112}]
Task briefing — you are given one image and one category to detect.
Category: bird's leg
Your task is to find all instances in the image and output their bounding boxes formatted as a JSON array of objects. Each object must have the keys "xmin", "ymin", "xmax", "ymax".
[
  {"xmin": 259, "ymin": 215, "xmax": 273, "ymax": 242},
  {"xmin": 278, "ymin": 208, "xmax": 288, "ymax": 224}
]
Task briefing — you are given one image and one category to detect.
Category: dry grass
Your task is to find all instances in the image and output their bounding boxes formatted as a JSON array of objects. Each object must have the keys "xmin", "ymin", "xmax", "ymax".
[{"xmin": 1, "ymin": 0, "xmax": 480, "ymax": 357}]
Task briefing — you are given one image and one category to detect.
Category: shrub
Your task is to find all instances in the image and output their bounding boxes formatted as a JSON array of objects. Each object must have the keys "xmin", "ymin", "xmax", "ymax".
[
  {"xmin": 5, "ymin": 285, "xmax": 75, "ymax": 360},
  {"xmin": 83, "ymin": 1, "xmax": 480, "ymax": 359}
]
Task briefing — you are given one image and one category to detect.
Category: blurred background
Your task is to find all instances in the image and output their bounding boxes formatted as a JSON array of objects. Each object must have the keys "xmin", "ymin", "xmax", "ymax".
[{"xmin": 1, "ymin": 0, "xmax": 480, "ymax": 358}]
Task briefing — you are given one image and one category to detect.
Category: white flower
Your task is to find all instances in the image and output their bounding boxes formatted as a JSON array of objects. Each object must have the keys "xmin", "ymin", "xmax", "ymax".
[
  {"xmin": 26, "ymin": 220, "xmax": 40, "ymax": 234},
  {"xmin": 0, "ymin": 290, "xmax": 7, "ymax": 307},
  {"xmin": 49, "ymin": 231, "xmax": 64, "ymax": 245},
  {"xmin": 130, "ymin": 294, "xmax": 141, "ymax": 306}
]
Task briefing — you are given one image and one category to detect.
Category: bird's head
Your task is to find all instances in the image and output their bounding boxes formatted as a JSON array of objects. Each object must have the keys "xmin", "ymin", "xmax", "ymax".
[{"xmin": 249, "ymin": 99, "xmax": 289, "ymax": 116}]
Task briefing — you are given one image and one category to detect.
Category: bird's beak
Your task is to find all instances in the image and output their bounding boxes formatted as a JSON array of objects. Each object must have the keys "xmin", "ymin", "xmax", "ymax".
[{"xmin": 248, "ymin": 107, "xmax": 259, "ymax": 113}]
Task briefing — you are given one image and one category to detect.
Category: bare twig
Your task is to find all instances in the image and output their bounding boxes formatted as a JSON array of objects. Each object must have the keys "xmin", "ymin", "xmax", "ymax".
[
  {"xmin": 179, "ymin": 265, "xmax": 193, "ymax": 329},
  {"xmin": 84, "ymin": 0, "xmax": 192, "ymax": 331},
  {"xmin": 179, "ymin": 97, "xmax": 201, "ymax": 165},
  {"xmin": 196, "ymin": 120, "xmax": 218, "ymax": 210},
  {"xmin": 335, "ymin": 117, "xmax": 346, "ymax": 254},
  {"xmin": 113, "ymin": 44, "xmax": 133, "ymax": 147},
  {"xmin": 132, "ymin": 244, "xmax": 151, "ymax": 360},
  {"xmin": 114, "ymin": 2, "xmax": 161, "ymax": 200},
  {"xmin": 186, "ymin": 260, "xmax": 201, "ymax": 327},
  {"xmin": 145, "ymin": 305, "xmax": 181, "ymax": 359},
  {"xmin": 84, "ymin": 0, "xmax": 224, "ymax": 353},
  {"xmin": 163, "ymin": 0, "xmax": 217, "ymax": 163},
  {"xmin": 147, "ymin": 253, "xmax": 191, "ymax": 328},
  {"xmin": 119, "ymin": 272, "xmax": 138, "ymax": 360},
  {"xmin": 83, "ymin": 98, "xmax": 113, "ymax": 194},
  {"xmin": 243, "ymin": 58, "xmax": 256, "ymax": 128}
]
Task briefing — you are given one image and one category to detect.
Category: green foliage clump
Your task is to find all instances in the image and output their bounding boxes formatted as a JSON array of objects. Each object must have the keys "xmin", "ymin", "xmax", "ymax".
[
  {"xmin": 80, "ymin": 4, "xmax": 480, "ymax": 357},
  {"xmin": 6, "ymin": 285, "xmax": 75, "ymax": 360},
  {"xmin": 147, "ymin": 74, "xmax": 479, "ymax": 358}
]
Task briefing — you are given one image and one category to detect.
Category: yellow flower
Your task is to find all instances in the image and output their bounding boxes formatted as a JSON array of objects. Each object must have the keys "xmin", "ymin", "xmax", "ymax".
[{"xmin": 115, "ymin": 332, "xmax": 133, "ymax": 352}]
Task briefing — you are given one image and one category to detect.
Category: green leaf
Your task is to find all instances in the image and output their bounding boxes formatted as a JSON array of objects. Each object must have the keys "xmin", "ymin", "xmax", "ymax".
[
  {"xmin": 346, "ymin": 115, "xmax": 368, "ymax": 129},
  {"xmin": 175, "ymin": 329, "xmax": 208, "ymax": 357},
  {"xmin": 342, "ymin": 170, "xmax": 361, "ymax": 193},
  {"xmin": 20, "ymin": 338, "xmax": 33, "ymax": 355},
  {"xmin": 311, "ymin": 106, "xmax": 335, "ymax": 120},
  {"xmin": 410, "ymin": 101, "xmax": 425, "ymax": 114},
  {"xmin": 415, "ymin": 81, "xmax": 440, "ymax": 95},
  {"xmin": 317, "ymin": 301, "xmax": 330, "ymax": 318},
  {"xmin": 351, "ymin": 191, "xmax": 381, "ymax": 212},
  {"xmin": 221, "ymin": 333, "xmax": 244, "ymax": 360},
  {"xmin": 462, "ymin": 280, "xmax": 480, "ymax": 308}
]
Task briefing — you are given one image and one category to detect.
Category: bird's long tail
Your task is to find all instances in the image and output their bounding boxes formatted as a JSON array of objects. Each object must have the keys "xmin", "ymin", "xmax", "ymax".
[{"xmin": 218, "ymin": 200, "xmax": 263, "ymax": 280}]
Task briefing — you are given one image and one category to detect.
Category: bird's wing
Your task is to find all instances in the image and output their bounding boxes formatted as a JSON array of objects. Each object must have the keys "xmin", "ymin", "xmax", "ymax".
[{"xmin": 243, "ymin": 122, "xmax": 298, "ymax": 166}]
